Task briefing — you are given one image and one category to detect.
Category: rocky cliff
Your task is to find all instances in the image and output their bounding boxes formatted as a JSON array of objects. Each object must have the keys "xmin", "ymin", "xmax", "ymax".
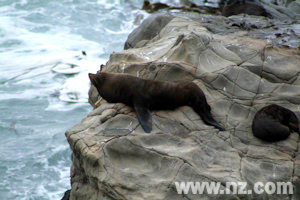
[{"xmin": 66, "ymin": 12, "xmax": 300, "ymax": 200}]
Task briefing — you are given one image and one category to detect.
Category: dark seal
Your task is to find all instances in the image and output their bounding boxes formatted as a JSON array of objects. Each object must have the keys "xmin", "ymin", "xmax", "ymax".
[
  {"xmin": 222, "ymin": 0, "xmax": 272, "ymax": 18},
  {"xmin": 89, "ymin": 72, "xmax": 225, "ymax": 133},
  {"xmin": 252, "ymin": 104, "xmax": 299, "ymax": 142}
]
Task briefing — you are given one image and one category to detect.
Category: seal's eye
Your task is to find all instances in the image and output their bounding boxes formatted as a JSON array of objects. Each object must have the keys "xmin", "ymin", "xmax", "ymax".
[{"xmin": 95, "ymin": 75, "xmax": 105, "ymax": 85}]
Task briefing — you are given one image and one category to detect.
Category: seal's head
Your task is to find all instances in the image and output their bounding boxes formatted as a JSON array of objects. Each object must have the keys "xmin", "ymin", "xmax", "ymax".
[{"xmin": 89, "ymin": 73, "xmax": 105, "ymax": 88}]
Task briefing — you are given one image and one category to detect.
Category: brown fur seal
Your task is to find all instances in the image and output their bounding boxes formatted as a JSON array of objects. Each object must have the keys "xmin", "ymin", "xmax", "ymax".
[
  {"xmin": 142, "ymin": 0, "xmax": 168, "ymax": 13},
  {"xmin": 89, "ymin": 72, "xmax": 225, "ymax": 133},
  {"xmin": 222, "ymin": 0, "xmax": 272, "ymax": 18},
  {"xmin": 252, "ymin": 104, "xmax": 299, "ymax": 142}
]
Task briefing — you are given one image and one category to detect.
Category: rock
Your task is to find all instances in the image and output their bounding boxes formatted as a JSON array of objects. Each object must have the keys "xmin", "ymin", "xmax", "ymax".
[
  {"xmin": 124, "ymin": 13, "xmax": 175, "ymax": 50},
  {"xmin": 261, "ymin": 1, "xmax": 300, "ymax": 20},
  {"xmin": 66, "ymin": 13, "xmax": 300, "ymax": 199},
  {"xmin": 288, "ymin": 0, "xmax": 300, "ymax": 14},
  {"xmin": 61, "ymin": 189, "xmax": 71, "ymax": 200}
]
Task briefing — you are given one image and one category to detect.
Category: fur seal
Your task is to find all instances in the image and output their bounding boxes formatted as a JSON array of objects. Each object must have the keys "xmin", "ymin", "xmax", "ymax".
[
  {"xmin": 89, "ymin": 72, "xmax": 225, "ymax": 133},
  {"xmin": 222, "ymin": 0, "xmax": 272, "ymax": 18},
  {"xmin": 252, "ymin": 104, "xmax": 299, "ymax": 142}
]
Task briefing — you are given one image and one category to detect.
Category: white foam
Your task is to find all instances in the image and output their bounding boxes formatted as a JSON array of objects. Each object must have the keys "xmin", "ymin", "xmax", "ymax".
[
  {"xmin": 0, "ymin": 0, "xmax": 141, "ymax": 111},
  {"xmin": 0, "ymin": 15, "xmax": 105, "ymax": 104},
  {"xmin": 0, "ymin": 17, "xmax": 104, "ymax": 68}
]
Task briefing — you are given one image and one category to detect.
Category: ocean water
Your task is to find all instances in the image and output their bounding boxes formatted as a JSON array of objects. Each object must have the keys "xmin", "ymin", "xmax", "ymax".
[{"xmin": 0, "ymin": 0, "xmax": 151, "ymax": 199}]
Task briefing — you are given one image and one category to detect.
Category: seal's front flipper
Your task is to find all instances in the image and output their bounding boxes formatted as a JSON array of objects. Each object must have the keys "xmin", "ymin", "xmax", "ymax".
[{"xmin": 133, "ymin": 101, "xmax": 152, "ymax": 133}]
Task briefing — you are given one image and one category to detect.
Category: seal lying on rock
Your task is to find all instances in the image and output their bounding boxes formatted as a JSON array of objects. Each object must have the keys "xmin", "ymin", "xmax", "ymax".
[
  {"xmin": 252, "ymin": 104, "xmax": 299, "ymax": 142},
  {"xmin": 222, "ymin": 0, "xmax": 272, "ymax": 18},
  {"xmin": 89, "ymin": 72, "xmax": 225, "ymax": 133}
]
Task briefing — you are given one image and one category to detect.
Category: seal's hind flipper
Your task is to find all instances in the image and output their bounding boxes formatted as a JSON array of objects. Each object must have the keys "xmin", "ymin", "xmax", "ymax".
[
  {"xmin": 202, "ymin": 115, "xmax": 225, "ymax": 131},
  {"xmin": 197, "ymin": 107, "xmax": 225, "ymax": 131},
  {"xmin": 133, "ymin": 101, "xmax": 152, "ymax": 133}
]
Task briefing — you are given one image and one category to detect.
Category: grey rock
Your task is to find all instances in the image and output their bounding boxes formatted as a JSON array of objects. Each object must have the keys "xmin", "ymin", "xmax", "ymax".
[
  {"xmin": 124, "ymin": 13, "xmax": 175, "ymax": 50},
  {"xmin": 66, "ymin": 13, "xmax": 300, "ymax": 199},
  {"xmin": 288, "ymin": 1, "xmax": 300, "ymax": 14}
]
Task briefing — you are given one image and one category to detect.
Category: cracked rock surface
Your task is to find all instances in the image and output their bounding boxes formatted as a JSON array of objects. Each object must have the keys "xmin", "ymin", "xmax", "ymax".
[{"xmin": 66, "ymin": 13, "xmax": 300, "ymax": 199}]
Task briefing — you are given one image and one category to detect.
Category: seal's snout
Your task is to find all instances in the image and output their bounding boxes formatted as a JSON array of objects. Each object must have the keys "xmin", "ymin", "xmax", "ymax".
[
  {"xmin": 88, "ymin": 73, "xmax": 96, "ymax": 81},
  {"xmin": 88, "ymin": 73, "xmax": 97, "ymax": 86}
]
